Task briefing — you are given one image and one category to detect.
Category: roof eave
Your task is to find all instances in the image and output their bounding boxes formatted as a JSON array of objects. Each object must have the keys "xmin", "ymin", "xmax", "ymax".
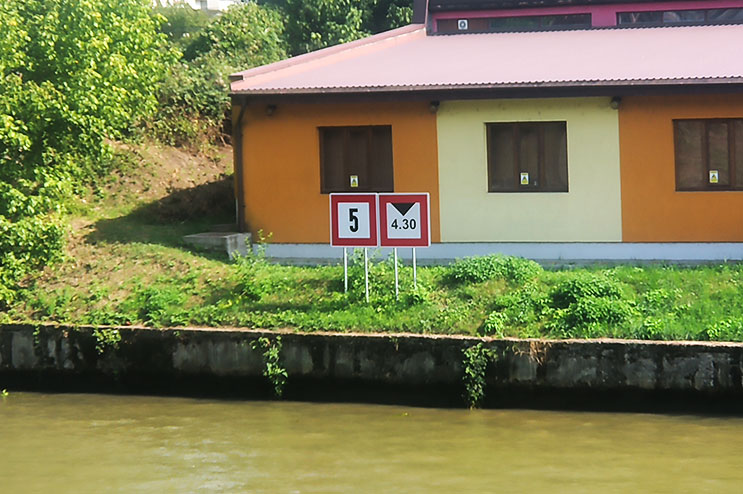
[{"xmin": 230, "ymin": 79, "xmax": 743, "ymax": 104}]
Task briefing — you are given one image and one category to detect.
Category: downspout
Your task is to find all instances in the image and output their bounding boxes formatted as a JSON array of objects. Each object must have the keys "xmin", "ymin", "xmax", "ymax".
[{"xmin": 232, "ymin": 95, "xmax": 248, "ymax": 232}]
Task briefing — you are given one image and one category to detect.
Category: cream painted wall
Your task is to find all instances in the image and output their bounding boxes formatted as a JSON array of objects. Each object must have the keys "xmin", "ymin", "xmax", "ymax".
[{"xmin": 437, "ymin": 98, "xmax": 622, "ymax": 242}]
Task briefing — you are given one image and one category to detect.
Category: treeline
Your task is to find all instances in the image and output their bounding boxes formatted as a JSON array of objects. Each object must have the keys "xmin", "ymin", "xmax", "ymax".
[
  {"xmin": 0, "ymin": 0, "xmax": 411, "ymax": 307},
  {"xmin": 152, "ymin": 0, "xmax": 412, "ymax": 145}
]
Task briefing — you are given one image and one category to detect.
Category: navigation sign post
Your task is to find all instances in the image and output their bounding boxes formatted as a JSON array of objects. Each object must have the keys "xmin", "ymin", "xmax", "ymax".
[
  {"xmin": 329, "ymin": 193, "xmax": 378, "ymax": 302},
  {"xmin": 329, "ymin": 192, "xmax": 431, "ymax": 302},
  {"xmin": 379, "ymin": 193, "xmax": 431, "ymax": 299}
]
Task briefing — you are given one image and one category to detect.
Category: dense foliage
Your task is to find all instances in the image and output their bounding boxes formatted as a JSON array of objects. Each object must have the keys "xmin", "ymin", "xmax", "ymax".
[
  {"xmin": 152, "ymin": 3, "xmax": 287, "ymax": 146},
  {"xmin": 0, "ymin": 0, "xmax": 414, "ymax": 307},
  {"xmin": 0, "ymin": 0, "xmax": 171, "ymax": 306},
  {"xmin": 183, "ymin": 3, "xmax": 287, "ymax": 67},
  {"xmin": 154, "ymin": 3, "xmax": 211, "ymax": 48},
  {"xmin": 263, "ymin": 0, "xmax": 412, "ymax": 55},
  {"xmin": 7, "ymin": 232, "xmax": 743, "ymax": 341},
  {"xmin": 151, "ymin": 0, "xmax": 412, "ymax": 146}
]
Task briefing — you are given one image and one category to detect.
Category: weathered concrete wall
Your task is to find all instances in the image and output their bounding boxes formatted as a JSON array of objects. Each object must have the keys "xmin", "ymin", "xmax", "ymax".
[{"xmin": 1, "ymin": 324, "xmax": 742, "ymax": 408}]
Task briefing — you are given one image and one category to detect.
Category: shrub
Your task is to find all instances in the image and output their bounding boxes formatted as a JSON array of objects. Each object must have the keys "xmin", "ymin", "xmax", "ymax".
[
  {"xmin": 543, "ymin": 273, "xmax": 634, "ymax": 337},
  {"xmin": 346, "ymin": 250, "xmax": 395, "ymax": 304},
  {"xmin": 449, "ymin": 255, "xmax": 543, "ymax": 284},
  {"xmin": 462, "ymin": 343, "xmax": 495, "ymax": 408},
  {"xmin": 151, "ymin": 53, "xmax": 234, "ymax": 148},
  {"xmin": 405, "ymin": 284, "xmax": 431, "ymax": 306},
  {"xmin": 637, "ymin": 288, "xmax": 679, "ymax": 316},
  {"xmin": 479, "ymin": 311, "xmax": 507, "ymax": 337},
  {"xmin": 155, "ymin": 4, "xmax": 210, "ymax": 49},
  {"xmin": 233, "ymin": 251, "xmax": 270, "ymax": 302},
  {"xmin": 550, "ymin": 296, "xmax": 635, "ymax": 337},
  {"xmin": 633, "ymin": 316, "xmax": 668, "ymax": 340},
  {"xmin": 549, "ymin": 273, "xmax": 623, "ymax": 309},
  {"xmin": 0, "ymin": 0, "xmax": 173, "ymax": 301},
  {"xmin": 704, "ymin": 318, "xmax": 743, "ymax": 342},
  {"xmin": 183, "ymin": 3, "xmax": 287, "ymax": 67},
  {"xmin": 128, "ymin": 286, "xmax": 188, "ymax": 327},
  {"xmin": 493, "ymin": 286, "xmax": 549, "ymax": 326}
]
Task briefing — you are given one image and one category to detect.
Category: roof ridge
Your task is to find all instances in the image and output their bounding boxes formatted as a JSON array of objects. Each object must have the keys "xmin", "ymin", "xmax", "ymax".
[{"xmin": 229, "ymin": 24, "xmax": 425, "ymax": 86}]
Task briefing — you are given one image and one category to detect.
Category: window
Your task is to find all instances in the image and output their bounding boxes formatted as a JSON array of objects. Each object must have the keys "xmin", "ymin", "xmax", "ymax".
[
  {"xmin": 319, "ymin": 126, "xmax": 393, "ymax": 193},
  {"xmin": 617, "ymin": 8, "xmax": 743, "ymax": 26},
  {"xmin": 489, "ymin": 14, "xmax": 591, "ymax": 32},
  {"xmin": 436, "ymin": 14, "xmax": 591, "ymax": 34},
  {"xmin": 487, "ymin": 122, "xmax": 568, "ymax": 192},
  {"xmin": 674, "ymin": 119, "xmax": 743, "ymax": 191}
]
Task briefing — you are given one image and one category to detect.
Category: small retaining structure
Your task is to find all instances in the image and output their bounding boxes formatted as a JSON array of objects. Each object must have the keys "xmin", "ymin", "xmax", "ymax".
[{"xmin": 1, "ymin": 324, "xmax": 742, "ymax": 411}]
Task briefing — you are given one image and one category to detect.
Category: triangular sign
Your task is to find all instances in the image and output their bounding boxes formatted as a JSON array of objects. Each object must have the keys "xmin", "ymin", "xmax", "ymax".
[{"xmin": 392, "ymin": 202, "xmax": 415, "ymax": 216}]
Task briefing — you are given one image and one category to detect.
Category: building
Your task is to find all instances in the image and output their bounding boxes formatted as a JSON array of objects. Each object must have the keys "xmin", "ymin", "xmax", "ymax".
[{"xmin": 229, "ymin": 0, "xmax": 743, "ymax": 262}]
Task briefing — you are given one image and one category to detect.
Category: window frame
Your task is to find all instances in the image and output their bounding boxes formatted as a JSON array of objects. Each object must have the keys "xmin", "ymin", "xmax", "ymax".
[
  {"xmin": 617, "ymin": 8, "xmax": 743, "ymax": 27},
  {"xmin": 673, "ymin": 118, "xmax": 743, "ymax": 192},
  {"xmin": 486, "ymin": 121, "xmax": 569, "ymax": 193},
  {"xmin": 318, "ymin": 125, "xmax": 394, "ymax": 194}
]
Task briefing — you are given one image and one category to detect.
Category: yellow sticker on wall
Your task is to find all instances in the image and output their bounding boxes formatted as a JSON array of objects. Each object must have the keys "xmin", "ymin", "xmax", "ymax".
[
  {"xmin": 350, "ymin": 175, "xmax": 359, "ymax": 188},
  {"xmin": 709, "ymin": 170, "xmax": 719, "ymax": 184},
  {"xmin": 520, "ymin": 172, "xmax": 529, "ymax": 185}
]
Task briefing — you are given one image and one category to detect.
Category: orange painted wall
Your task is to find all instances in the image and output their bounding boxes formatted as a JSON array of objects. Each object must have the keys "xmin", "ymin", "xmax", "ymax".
[
  {"xmin": 237, "ymin": 102, "xmax": 440, "ymax": 243},
  {"xmin": 619, "ymin": 94, "xmax": 743, "ymax": 242}
]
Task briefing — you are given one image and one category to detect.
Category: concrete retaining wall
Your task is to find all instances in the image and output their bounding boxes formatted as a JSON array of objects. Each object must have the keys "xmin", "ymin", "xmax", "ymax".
[{"xmin": 2, "ymin": 324, "xmax": 743, "ymax": 410}]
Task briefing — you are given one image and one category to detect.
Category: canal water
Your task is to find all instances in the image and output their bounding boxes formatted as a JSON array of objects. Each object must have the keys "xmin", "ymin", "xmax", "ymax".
[{"xmin": 1, "ymin": 393, "xmax": 742, "ymax": 493}]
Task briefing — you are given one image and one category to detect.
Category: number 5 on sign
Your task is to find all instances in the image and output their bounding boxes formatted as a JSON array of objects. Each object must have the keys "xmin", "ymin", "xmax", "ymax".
[{"xmin": 329, "ymin": 193, "xmax": 378, "ymax": 247}]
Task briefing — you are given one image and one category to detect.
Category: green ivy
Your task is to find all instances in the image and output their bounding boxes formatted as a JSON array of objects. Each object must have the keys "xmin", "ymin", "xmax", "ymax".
[
  {"xmin": 462, "ymin": 343, "xmax": 495, "ymax": 409},
  {"xmin": 251, "ymin": 336, "xmax": 288, "ymax": 398}
]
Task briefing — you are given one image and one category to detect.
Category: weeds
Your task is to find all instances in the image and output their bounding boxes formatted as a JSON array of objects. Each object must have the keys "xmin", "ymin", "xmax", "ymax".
[
  {"xmin": 251, "ymin": 336, "xmax": 288, "ymax": 397},
  {"xmin": 449, "ymin": 255, "xmax": 542, "ymax": 284},
  {"xmin": 7, "ymin": 249, "xmax": 743, "ymax": 342},
  {"xmin": 93, "ymin": 328, "xmax": 122, "ymax": 355},
  {"xmin": 462, "ymin": 343, "xmax": 495, "ymax": 409},
  {"xmin": 480, "ymin": 311, "xmax": 507, "ymax": 337}
]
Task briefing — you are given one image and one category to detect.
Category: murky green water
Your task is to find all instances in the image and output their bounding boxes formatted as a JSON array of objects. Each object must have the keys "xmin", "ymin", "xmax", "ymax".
[{"xmin": 1, "ymin": 393, "xmax": 742, "ymax": 493}]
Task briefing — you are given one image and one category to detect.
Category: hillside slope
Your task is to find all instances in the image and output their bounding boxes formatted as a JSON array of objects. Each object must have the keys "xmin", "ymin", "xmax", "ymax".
[{"xmin": 5, "ymin": 141, "xmax": 236, "ymax": 324}]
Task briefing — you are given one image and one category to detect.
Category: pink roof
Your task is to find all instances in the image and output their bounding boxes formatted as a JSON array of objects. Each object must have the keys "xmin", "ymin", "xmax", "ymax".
[{"xmin": 230, "ymin": 24, "xmax": 743, "ymax": 94}]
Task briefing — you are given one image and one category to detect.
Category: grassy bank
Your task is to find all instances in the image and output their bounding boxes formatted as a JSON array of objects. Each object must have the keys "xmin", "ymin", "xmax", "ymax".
[
  {"xmin": 2, "ymin": 142, "xmax": 743, "ymax": 341},
  {"xmin": 6, "ymin": 248, "xmax": 743, "ymax": 341}
]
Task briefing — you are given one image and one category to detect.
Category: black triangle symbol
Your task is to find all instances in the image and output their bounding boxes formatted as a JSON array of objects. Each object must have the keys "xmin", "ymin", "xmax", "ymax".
[{"xmin": 392, "ymin": 203, "xmax": 414, "ymax": 216}]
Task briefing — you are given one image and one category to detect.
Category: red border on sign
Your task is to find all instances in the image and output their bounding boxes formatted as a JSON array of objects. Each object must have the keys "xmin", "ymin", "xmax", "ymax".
[
  {"xmin": 379, "ymin": 193, "xmax": 430, "ymax": 247},
  {"xmin": 329, "ymin": 193, "xmax": 378, "ymax": 247}
]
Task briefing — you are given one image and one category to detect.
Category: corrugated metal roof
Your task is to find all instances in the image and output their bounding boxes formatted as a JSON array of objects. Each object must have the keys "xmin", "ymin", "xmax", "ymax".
[{"xmin": 230, "ymin": 24, "xmax": 743, "ymax": 95}]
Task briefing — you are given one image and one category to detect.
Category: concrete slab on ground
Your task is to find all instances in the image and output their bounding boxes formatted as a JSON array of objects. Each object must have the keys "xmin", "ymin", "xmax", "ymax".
[{"xmin": 183, "ymin": 232, "xmax": 251, "ymax": 259}]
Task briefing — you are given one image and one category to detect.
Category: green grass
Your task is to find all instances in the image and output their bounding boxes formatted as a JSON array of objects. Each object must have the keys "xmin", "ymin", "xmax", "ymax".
[
  {"xmin": 6, "ymin": 245, "xmax": 743, "ymax": 341},
  {"xmin": 4, "ymin": 142, "xmax": 743, "ymax": 342}
]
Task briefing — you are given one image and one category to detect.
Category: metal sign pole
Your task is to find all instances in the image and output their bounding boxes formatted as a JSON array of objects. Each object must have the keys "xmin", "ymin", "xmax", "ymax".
[
  {"xmin": 343, "ymin": 247, "xmax": 348, "ymax": 293},
  {"xmin": 394, "ymin": 248, "xmax": 399, "ymax": 301},
  {"xmin": 413, "ymin": 248, "xmax": 417, "ymax": 289},
  {"xmin": 364, "ymin": 247, "xmax": 369, "ymax": 303}
]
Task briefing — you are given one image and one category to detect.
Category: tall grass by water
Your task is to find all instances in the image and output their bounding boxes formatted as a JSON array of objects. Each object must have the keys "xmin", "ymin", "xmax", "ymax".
[{"xmin": 6, "ymin": 248, "xmax": 743, "ymax": 342}]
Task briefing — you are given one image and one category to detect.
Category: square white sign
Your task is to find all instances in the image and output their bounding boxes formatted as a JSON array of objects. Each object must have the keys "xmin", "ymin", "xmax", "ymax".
[{"xmin": 337, "ymin": 202, "xmax": 371, "ymax": 239}]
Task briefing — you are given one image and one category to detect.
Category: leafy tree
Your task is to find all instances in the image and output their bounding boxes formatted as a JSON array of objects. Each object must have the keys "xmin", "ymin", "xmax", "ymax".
[
  {"xmin": 153, "ymin": 3, "xmax": 286, "ymax": 146},
  {"xmin": 261, "ymin": 0, "xmax": 412, "ymax": 56},
  {"xmin": 155, "ymin": 4, "xmax": 212, "ymax": 48},
  {"xmin": 363, "ymin": 0, "xmax": 413, "ymax": 34},
  {"xmin": 279, "ymin": 0, "xmax": 368, "ymax": 55},
  {"xmin": 0, "ymin": 0, "xmax": 173, "ymax": 305},
  {"xmin": 184, "ymin": 3, "xmax": 287, "ymax": 68}
]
